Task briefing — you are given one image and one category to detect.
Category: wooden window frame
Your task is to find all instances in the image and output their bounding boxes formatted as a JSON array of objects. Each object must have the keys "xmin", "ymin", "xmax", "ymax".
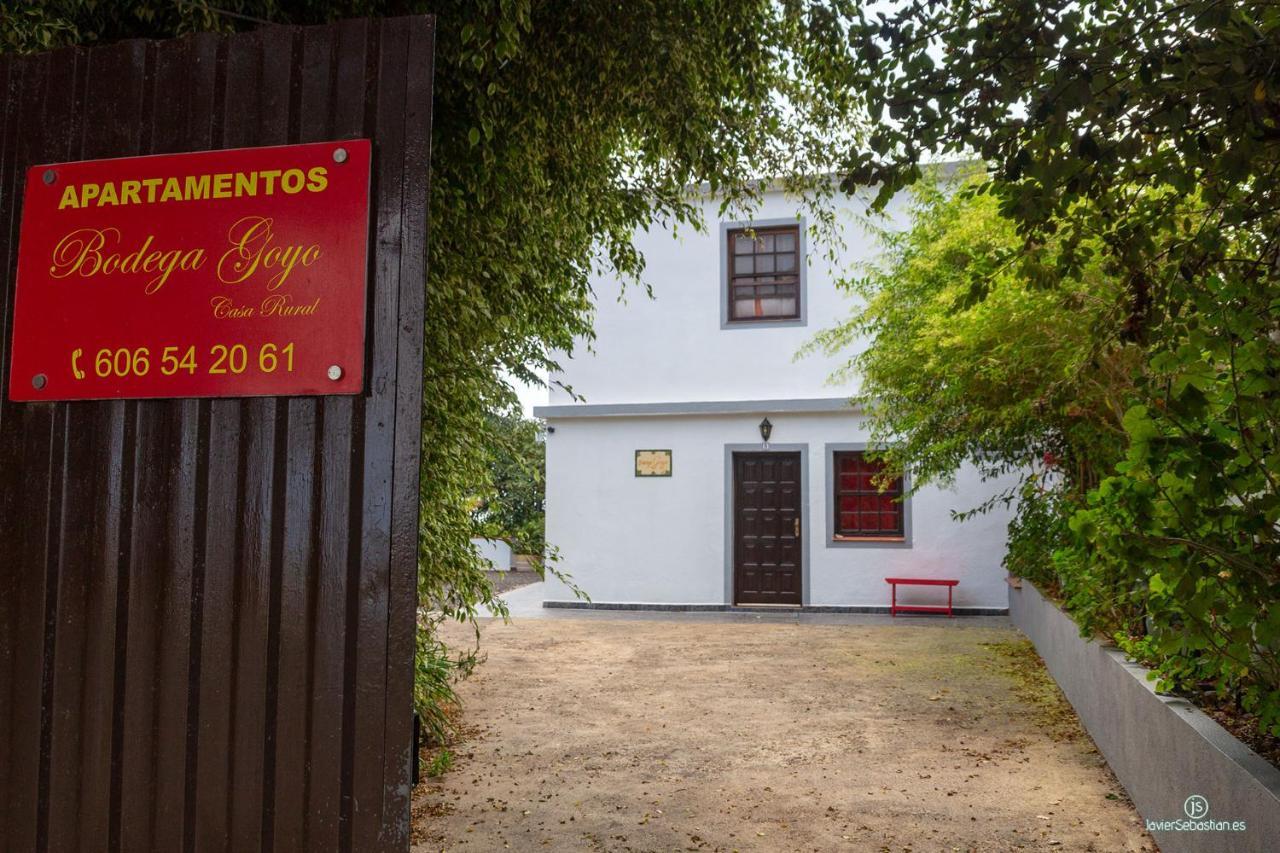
[
  {"xmin": 831, "ymin": 450, "xmax": 905, "ymax": 541},
  {"xmin": 725, "ymin": 224, "xmax": 802, "ymax": 324}
]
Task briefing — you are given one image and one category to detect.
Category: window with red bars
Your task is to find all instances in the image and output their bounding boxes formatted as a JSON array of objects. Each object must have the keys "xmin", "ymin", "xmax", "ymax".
[
  {"xmin": 833, "ymin": 451, "xmax": 904, "ymax": 538},
  {"xmin": 727, "ymin": 225, "xmax": 800, "ymax": 321}
]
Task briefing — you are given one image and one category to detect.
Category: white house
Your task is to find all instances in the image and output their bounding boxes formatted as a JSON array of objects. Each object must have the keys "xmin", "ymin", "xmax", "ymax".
[{"xmin": 534, "ymin": 184, "xmax": 1015, "ymax": 613}]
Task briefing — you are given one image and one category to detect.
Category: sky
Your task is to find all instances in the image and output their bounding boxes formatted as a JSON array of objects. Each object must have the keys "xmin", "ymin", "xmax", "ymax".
[{"xmin": 507, "ymin": 369, "xmax": 548, "ymax": 418}]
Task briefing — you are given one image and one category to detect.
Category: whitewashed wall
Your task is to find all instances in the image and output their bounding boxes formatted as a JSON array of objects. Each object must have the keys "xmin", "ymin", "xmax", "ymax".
[
  {"xmin": 548, "ymin": 186, "xmax": 914, "ymax": 405},
  {"xmin": 541, "ymin": 411, "xmax": 1016, "ymax": 609},
  {"xmin": 470, "ymin": 537, "xmax": 513, "ymax": 570}
]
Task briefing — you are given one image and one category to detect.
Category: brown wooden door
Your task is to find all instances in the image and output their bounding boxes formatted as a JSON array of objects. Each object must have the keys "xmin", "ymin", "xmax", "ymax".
[{"xmin": 733, "ymin": 452, "xmax": 803, "ymax": 605}]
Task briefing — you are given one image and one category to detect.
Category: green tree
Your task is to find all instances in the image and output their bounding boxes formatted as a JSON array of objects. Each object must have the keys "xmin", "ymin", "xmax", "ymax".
[
  {"xmin": 3, "ymin": 1, "xmax": 864, "ymax": 726},
  {"xmin": 473, "ymin": 410, "xmax": 545, "ymax": 558},
  {"xmin": 810, "ymin": 175, "xmax": 1131, "ymax": 492},
  {"xmin": 808, "ymin": 175, "xmax": 1132, "ymax": 590},
  {"xmin": 841, "ymin": 1, "xmax": 1280, "ymax": 732}
]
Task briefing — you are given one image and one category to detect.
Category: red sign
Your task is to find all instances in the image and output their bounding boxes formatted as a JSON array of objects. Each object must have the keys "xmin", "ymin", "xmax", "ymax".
[{"xmin": 8, "ymin": 140, "xmax": 371, "ymax": 401}]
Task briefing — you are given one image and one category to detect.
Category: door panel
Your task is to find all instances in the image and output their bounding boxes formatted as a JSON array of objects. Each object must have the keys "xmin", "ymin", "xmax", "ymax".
[{"xmin": 733, "ymin": 452, "xmax": 802, "ymax": 605}]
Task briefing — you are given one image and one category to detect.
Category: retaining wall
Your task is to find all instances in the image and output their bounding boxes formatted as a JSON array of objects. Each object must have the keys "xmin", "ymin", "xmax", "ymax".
[{"xmin": 1009, "ymin": 580, "xmax": 1280, "ymax": 852}]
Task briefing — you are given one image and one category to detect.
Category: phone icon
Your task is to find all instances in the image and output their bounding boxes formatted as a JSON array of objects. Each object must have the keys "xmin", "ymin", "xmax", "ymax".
[{"xmin": 71, "ymin": 348, "xmax": 85, "ymax": 380}]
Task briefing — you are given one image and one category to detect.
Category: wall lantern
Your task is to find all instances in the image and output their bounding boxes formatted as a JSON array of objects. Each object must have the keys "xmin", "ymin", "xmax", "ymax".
[{"xmin": 759, "ymin": 417, "xmax": 773, "ymax": 446}]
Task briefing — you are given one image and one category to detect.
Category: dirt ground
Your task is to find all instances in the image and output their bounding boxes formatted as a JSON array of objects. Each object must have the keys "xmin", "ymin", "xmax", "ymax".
[{"xmin": 413, "ymin": 614, "xmax": 1154, "ymax": 852}]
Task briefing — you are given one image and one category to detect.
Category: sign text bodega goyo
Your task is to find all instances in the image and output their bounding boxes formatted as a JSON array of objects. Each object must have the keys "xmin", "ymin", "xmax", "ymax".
[{"xmin": 8, "ymin": 140, "xmax": 371, "ymax": 401}]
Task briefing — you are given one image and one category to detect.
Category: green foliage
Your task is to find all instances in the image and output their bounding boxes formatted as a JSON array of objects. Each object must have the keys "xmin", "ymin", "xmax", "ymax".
[
  {"xmin": 1003, "ymin": 484, "xmax": 1071, "ymax": 591},
  {"xmin": 424, "ymin": 747, "xmax": 453, "ymax": 778},
  {"xmin": 3, "ymin": 1, "xmax": 864, "ymax": 726},
  {"xmin": 1, "ymin": 1, "xmax": 225, "ymax": 51},
  {"xmin": 473, "ymin": 409, "xmax": 545, "ymax": 557},
  {"xmin": 810, "ymin": 176, "xmax": 1136, "ymax": 626},
  {"xmin": 845, "ymin": 1, "xmax": 1280, "ymax": 269},
  {"xmin": 1073, "ymin": 323, "xmax": 1280, "ymax": 729},
  {"xmin": 840, "ymin": 2, "xmax": 1280, "ymax": 732},
  {"xmin": 808, "ymin": 176, "xmax": 1131, "ymax": 499},
  {"xmin": 414, "ymin": 628, "xmax": 472, "ymax": 748}
]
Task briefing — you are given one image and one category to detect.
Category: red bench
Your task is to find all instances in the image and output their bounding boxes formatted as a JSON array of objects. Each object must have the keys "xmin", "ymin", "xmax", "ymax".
[{"xmin": 885, "ymin": 577, "xmax": 959, "ymax": 617}]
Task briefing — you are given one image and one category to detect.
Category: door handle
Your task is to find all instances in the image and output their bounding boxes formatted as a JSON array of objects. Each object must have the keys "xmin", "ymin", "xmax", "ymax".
[{"xmin": 794, "ymin": 517, "xmax": 800, "ymax": 537}]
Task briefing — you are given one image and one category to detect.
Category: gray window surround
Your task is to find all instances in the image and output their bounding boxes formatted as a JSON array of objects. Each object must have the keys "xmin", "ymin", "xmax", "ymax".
[
  {"xmin": 824, "ymin": 442, "xmax": 913, "ymax": 549},
  {"xmin": 719, "ymin": 217, "xmax": 808, "ymax": 330},
  {"xmin": 723, "ymin": 443, "xmax": 811, "ymax": 606}
]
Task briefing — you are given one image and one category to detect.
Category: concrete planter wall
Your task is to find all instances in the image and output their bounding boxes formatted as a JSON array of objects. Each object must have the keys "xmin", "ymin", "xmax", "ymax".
[
  {"xmin": 470, "ymin": 537, "xmax": 513, "ymax": 571},
  {"xmin": 1009, "ymin": 581, "xmax": 1280, "ymax": 853}
]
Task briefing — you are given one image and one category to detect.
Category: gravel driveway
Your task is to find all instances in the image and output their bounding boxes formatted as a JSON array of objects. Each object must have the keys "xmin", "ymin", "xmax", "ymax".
[{"xmin": 413, "ymin": 611, "xmax": 1153, "ymax": 852}]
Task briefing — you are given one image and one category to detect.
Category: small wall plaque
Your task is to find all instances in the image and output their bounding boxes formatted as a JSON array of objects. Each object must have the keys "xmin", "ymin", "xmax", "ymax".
[{"xmin": 635, "ymin": 449, "xmax": 672, "ymax": 477}]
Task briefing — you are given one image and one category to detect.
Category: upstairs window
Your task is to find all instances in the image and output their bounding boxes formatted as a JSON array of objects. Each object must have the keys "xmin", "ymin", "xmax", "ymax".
[
  {"xmin": 833, "ymin": 451, "xmax": 904, "ymax": 539},
  {"xmin": 726, "ymin": 224, "xmax": 801, "ymax": 322}
]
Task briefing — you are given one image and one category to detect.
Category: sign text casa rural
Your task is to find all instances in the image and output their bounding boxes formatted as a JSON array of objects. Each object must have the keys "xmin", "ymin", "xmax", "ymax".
[{"xmin": 8, "ymin": 139, "xmax": 371, "ymax": 401}]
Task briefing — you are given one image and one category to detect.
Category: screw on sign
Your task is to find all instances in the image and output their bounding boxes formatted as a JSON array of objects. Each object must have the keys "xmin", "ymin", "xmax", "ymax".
[{"xmin": 8, "ymin": 140, "xmax": 372, "ymax": 401}]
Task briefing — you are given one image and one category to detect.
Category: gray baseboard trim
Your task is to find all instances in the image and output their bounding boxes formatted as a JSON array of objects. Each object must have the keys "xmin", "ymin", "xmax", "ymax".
[
  {"xmin": 542, "ymin": 600, "xmax": 1007, "ymax": 616},
  {"xmin": 1010, "ymin": 580, "xmax": 1280, "ymax": 852}
]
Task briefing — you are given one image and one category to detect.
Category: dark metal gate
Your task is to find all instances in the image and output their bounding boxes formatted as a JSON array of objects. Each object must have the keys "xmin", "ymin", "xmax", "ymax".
[{"xmin": 0, "ymin": 16, "xmax": 433, "ymax": 853}]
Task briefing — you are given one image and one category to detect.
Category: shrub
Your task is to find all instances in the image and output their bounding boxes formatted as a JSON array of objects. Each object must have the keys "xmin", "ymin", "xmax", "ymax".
[{"xmin": 817, "ymin": 175, "xmax": 1280, "ymax": 735}]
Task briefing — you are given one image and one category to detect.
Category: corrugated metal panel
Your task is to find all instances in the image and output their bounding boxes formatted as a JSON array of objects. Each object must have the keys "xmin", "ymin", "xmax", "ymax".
[{"xmin": 0, "ymin": 16, "xmax": 432, "ymax": 853}]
